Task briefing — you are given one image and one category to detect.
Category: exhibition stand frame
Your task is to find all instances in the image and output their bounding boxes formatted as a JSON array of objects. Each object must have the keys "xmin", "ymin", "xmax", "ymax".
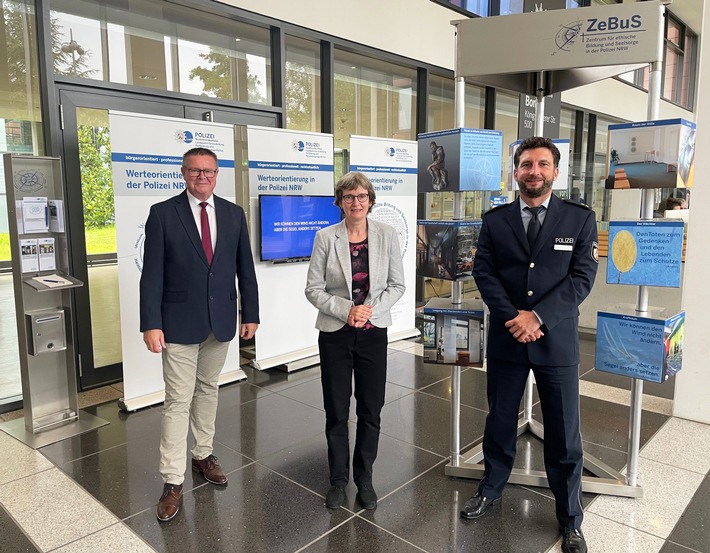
[
  {"xmin": 445, "ymin": 1, "xmax": 667, "ymax": 498},
  {"xmin": 0, "ymin": 154, "xmax": 108, "ymax": 448}
]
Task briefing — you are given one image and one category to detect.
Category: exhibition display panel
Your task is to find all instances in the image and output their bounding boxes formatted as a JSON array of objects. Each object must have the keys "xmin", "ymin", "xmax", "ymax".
[
  {"xmin": 0, "ymin": 154, "xmax": 108, "ymax": 448},
  {"xmin": 445, "ymin": 0, "xmax": 669, "ymax": 498}
]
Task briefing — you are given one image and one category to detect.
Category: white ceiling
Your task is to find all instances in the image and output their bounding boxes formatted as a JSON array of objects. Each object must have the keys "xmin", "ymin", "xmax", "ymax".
[{"xmin": 667, "ymin": 0, "xmax": 703, "ymax": 34}]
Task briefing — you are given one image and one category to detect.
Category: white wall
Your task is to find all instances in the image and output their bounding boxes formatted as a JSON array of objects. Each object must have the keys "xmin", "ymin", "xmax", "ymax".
[
  {"xmin": 222, "ymin": 0, "xmax": 458, "ymax": 69},
  {"xmin": 224, "ymin": 0, "xmax": 694, "ymax": 123},
  {"xmin": 673, "ymin": 1, "xmax": 710, "ymax": 424}
]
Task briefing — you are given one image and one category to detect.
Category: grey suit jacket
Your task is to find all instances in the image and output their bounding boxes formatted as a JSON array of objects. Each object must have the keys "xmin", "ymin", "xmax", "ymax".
[{"xmin": 305, "ymin": 218, "xmax": 406, "ymax": 332}]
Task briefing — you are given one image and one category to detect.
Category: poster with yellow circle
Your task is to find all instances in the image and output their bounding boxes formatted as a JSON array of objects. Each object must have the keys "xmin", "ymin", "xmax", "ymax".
[{"xmin": 607, "ymin": 221, "xmax": 684, "ymax": 287}]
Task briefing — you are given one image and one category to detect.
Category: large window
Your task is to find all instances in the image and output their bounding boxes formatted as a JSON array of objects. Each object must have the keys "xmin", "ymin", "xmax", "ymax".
[
  {"xmin": 333, "ymin": 49, "xmax": 417, "ymax": 151},
  {"xmin": 285, "ymin": 36, "xmax": 321, "ymax": 132},
  {"xmin": 427, "ymin": 75, "xmax": 484, "ymax": 132},
  {"xmin": 618, "ymin": 12, "xmax": 697, "ymax": 110},
  {"xmin": 50, "ymin": 0, "xmax": 272, "ymax": 105},
  {"xmin": 1, "ymin": 0, "xmax": 45, "ymax": 406}
]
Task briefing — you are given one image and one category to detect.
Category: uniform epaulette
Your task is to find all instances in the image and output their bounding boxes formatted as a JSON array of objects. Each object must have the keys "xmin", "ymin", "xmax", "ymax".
[
  {"xmin": 485, "ymin": 202, "xmax": 510, "ymax": 214},
  {"xmin": 562, "ymin": 199, "xmax": 592, "ymax": 210}
]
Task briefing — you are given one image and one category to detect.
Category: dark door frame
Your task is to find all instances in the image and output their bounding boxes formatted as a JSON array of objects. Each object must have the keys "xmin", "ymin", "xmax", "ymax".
[{"xmin": 57, "ymin": 85, "xmax": 278, "ymax": 389}]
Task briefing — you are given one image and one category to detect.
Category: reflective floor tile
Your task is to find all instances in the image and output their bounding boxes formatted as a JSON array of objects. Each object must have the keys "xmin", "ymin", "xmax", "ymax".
[
  {"xmin": 215, "ymin": 381, "xmax": 274, "ymax": 406},
  {"xmin": 385, "ymin": 352, "xmax": 451, "ymax": 390},
  {"xmin": 59, "ymin": 434, "xmax": 252, "ymax": 520},
  {"xmin": 0, "ymin": 431, "xmax": 53, "ymax": 485},
  {"xmin": 0, "ymin": 504, "xmax": 40, "ymax": 553},
  {"xmin": 562, "ymin": 396, "xmax": 668, "ymax": 453},
  {"xmin": 640, "ymin": 418, "xmax": 710, "ymax": 475},
  {"xmin": 666, "ymin": 474, "xmax": 710, "ymax": 553},
  {"xmin": 125, "ymin": 463, "xmax": 351, "ymax": 553},
  {"xmin": 659, "ymin": 543, "xmax": 702, "ymax": 553},
  {"xmin": 0, "ymin": 468, "xmax": 117, "ymax": 551},
  {"xmin": 276, "ymin": 377, "xmax": 414, "ymax": 418},
  {"xmin": 545, "ymin": 511, "xmax": 664, "ymax": 553},
  {"xmin": 361, "ymin": 465, "xmax": 559, "ymax": 553},
  {"xmin": 302, "ymin": 516, "xmax": 423, "ymax": 552},
  {"xmin": 582, "ymin": 368, "xmax": 675, "ymax": 400},
  {"xmin": 39, "ymin": 402, "xmax": 163, "ymax": 466},
  {"xmin": 379, "ymin": 392, "xmax": 486, "ymax": 456},
  {"xmin": 418, "ymin": 368, "xmax": 489, "ymax": 411},
  {"xmin": 51, "ymin": 522, "xmax": 156, "ymax": 553},
  {"xmin": 579, "ymin": 380, "xmax": 673, "ymax": 416},
  {"xmin": 259, "ymin": 421, "xmax": 444, "ymax": 513},
  {"xmin": 588, "ymin": 457, "xmax": 704, "ymax": 539},
  {"xmin": 213, "ymin": 392, "xmax": 324, "ymax": 460}
]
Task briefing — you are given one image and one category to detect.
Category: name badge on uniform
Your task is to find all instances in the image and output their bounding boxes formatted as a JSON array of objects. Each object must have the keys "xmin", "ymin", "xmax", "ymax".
[{"xmin": 554, "ymin": 237, "xmax": 574, "ymax": 251}]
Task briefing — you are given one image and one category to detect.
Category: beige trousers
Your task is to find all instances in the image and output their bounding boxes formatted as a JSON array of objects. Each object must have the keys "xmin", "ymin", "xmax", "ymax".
[{"xmin": 160, "ymin": 333, "xmax": 230, "ymax": 485}]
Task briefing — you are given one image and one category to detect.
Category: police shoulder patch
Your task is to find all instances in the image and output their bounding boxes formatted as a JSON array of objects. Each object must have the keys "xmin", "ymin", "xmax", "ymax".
[
  {"xmin": 563, "ymin": 199, "xmax": 592, "ymax": 210},
  {"xmin": 591, "ymin": 241, "xmax": 599, "ymax": 263}
]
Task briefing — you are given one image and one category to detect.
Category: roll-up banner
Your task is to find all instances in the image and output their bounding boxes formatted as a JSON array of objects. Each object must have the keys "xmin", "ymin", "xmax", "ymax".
[
  {"xmin": 247, "ymin": 126, "xmax": 335, "ymax": 370},
  {"xmin": 349, "ymin": 135, "xmax": 419, "ymax": 341},
  {"xmin": 109, "ymin": 111, "xmax": 242, "ymax": 411}
]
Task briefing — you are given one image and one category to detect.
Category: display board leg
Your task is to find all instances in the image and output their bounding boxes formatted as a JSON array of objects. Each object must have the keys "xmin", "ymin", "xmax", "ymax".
[{"xmin": 450, "ymin": 365, "xmax": 462, "ymax": 466}]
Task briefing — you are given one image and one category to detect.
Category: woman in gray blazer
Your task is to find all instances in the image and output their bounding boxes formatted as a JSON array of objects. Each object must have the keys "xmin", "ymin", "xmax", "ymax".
[{"xmin": 305, "ymin": 172, "xmax": 405, "ymax": 511}]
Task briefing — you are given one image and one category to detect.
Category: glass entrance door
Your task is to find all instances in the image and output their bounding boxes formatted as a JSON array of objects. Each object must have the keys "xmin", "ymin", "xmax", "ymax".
[{"xmin": 59, "ymin": 88, "xmax": 276, "ymax": 390}]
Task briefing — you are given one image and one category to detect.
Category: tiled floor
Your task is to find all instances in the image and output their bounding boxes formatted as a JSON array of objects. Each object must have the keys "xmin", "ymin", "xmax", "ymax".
[{"xmin": 1, "ymin": 337, "xmax": 709, "ymax": 553}]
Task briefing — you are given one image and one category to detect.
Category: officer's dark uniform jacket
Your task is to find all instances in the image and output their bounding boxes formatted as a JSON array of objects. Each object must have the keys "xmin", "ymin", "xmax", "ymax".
[{"xmin": 473, "ymin": 193, "xmax": 598, "ymax": 366}]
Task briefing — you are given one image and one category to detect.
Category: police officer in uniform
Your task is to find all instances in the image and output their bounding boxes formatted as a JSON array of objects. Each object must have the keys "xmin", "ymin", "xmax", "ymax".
[{"xmin": 460, "ymin": 137, "xmax": 598, "ymax": 553}]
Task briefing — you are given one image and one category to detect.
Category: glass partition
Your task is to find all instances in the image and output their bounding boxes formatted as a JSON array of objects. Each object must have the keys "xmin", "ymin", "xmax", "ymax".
[
  {"xmin": 50, "ymin": 0, "xmax": 272, "ymax": 105},
  {"xmin": 285, "ymin": 35, "xmax": 321, "ymax": 132},
  {"xmin": 333, "ymin": 49, "xmax": 417, "ymax": 151},
  {"xmin": 0, "ymin": 0, "xmax": 44, "ymax": 408}
]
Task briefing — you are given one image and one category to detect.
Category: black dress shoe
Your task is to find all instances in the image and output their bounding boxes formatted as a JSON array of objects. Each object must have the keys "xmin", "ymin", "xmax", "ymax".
[
  {"xmin": 560, "ymin": 527, "xmax": 587, "ymax": 553},
  {"xmin": 356, "ymin": 483, "xmax": 378, "ymax": 510},
  {"xmin": 460, "ymin": 492, "xmax": 501, "ymax": 519},
  {"xmin": 325, "ymin": 485, "xmax": 345, "ymax": 509}
]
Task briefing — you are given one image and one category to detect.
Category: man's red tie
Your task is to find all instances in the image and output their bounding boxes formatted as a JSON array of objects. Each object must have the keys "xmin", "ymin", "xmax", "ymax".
[{"xmin": 199, "ymin": 202, "xmax": 213, "ymax": 265}]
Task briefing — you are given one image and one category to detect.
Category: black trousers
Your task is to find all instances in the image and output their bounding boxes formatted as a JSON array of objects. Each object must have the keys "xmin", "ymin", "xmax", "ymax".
[
  {"xmin": 478, "ymin": 358, "xmax": 584, "ymax": 529},
  {"xmin": 318, "ymin": 326, "xmax": 388, "ymax": 487}
]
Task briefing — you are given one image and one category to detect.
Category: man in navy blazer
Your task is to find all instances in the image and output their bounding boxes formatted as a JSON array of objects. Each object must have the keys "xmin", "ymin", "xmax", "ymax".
[
  {"xmin": 461, "ymin": 137, "xmax": 598, "ymax": 553},
  {"xmin": 140, "ymin": 147, "xmax": 259, "ymax": 522}
]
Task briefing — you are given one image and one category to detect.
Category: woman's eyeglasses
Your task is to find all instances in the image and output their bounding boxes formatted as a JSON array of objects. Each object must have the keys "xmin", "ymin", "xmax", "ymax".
[{"xmin": 342, "ymin": 194, "xmax": 369, "ymax": 203}]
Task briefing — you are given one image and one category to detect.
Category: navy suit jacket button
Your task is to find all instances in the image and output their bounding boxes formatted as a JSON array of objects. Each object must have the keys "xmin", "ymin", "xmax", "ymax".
[{"xmin": 527, "ymin": 290, "xmax": 533, "ymax": 296}]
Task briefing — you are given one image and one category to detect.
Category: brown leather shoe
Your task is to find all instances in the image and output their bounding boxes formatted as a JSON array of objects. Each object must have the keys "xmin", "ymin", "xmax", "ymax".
[
  {"xmin": 192, "ymin": 454, "xmax": 228, "ymax": 485},
  {"xmin": 156, "ymin": 483, "xmax": 183, "ymax": 522}
]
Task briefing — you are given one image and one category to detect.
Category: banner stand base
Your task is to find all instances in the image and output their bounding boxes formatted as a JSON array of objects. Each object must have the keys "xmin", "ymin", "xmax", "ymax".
[{"xmin": 274, "ymin": 355, "xmax": 320, "ymax": 373}]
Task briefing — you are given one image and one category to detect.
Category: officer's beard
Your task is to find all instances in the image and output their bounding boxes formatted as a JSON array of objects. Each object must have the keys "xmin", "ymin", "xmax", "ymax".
[{"xmin": 517, "ymin": 177, "xmax": 554, "ymax": 199}]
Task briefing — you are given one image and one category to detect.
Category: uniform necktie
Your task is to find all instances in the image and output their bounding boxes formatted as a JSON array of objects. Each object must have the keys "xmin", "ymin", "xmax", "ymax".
[
  {"xmin": 526, "ymin": 206, "xmax": 544, "ymax": 248},
  {"xmin": 199, "ymin": 202, "xmax": 213, "ymax": 265}
]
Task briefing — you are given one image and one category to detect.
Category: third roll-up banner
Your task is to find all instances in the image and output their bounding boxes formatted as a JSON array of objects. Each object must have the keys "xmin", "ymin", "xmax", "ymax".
[{"xmin": 349, "ymin": 135, "xmax": 418, "ymax": 341}]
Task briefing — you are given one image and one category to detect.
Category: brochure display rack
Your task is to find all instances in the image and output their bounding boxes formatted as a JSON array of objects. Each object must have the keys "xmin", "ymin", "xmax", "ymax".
[{"xmin": 0, "ymin": 154, "xmax": 107, "ymax": 448}]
